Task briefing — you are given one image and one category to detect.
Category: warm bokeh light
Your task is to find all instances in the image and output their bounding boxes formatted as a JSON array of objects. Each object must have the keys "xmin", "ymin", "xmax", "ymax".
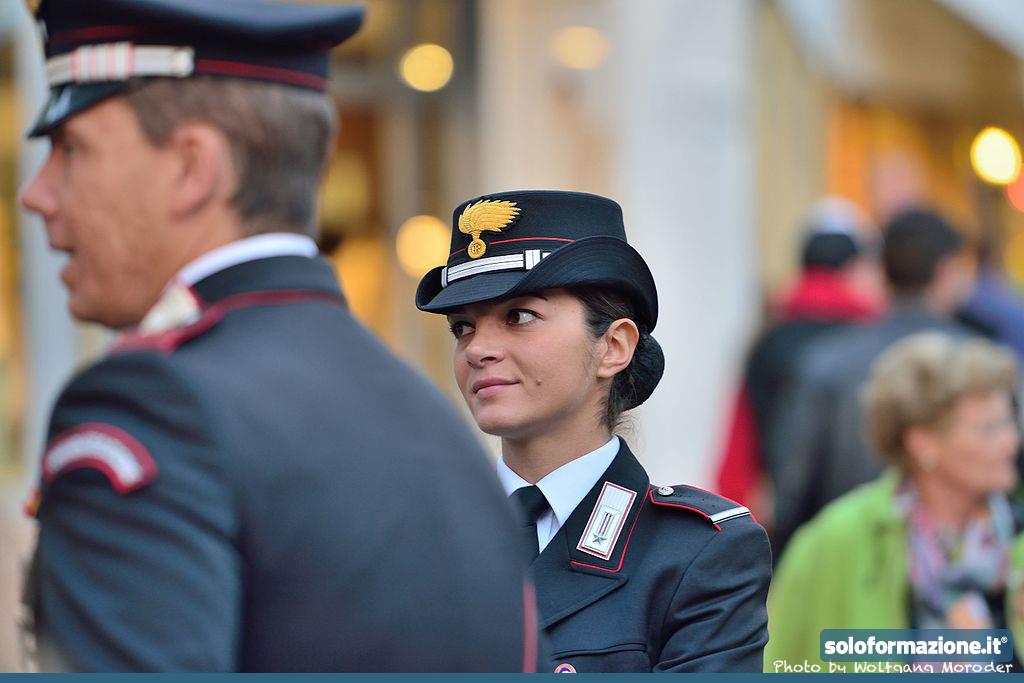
[
  {"xmin": 318, "ymin": 152, "xmax": 371, "ymax": 229},
  {"xmin": 550, "ymin": 26, "xmax": 608, "ymax": 70},
  {"xmin": 398, "ymin": 43, "xmax": 454, "ymax": 92},
  {"xmin": 333, "ymin": 236, "xmax": 388, "ymax": 331},
  {"xmin": 1008, "ymin": 174, "xmax": 1024, "ymax": 213},
  {"xmin": 396, "ymin": 215, "xmax": 449, "ymax": 278},
  {"xmin": 1004, "ymin": 230, "xmax": 1024, "ymax": 283},
  {"xmin": 970, "ymin": 126, "xmax": 1021, "ymax": 185}
]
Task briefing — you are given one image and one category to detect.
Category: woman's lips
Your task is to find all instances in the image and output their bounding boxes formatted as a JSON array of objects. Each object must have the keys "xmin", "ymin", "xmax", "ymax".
[{"xmin": 472, "ymin": 378, "xmax": 518, "ymax": 399}]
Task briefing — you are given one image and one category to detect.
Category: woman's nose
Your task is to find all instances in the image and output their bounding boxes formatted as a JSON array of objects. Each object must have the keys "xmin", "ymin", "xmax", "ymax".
[{"xmin": 465, "ymin": 320, "xmax": 505, "ymax": 367}]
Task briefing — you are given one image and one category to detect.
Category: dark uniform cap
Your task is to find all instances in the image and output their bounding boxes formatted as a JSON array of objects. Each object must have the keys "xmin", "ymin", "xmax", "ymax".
[
  {"xmin": 801, "ymin": 232, "xmax": 863, "ymax": 270},
  {"xmin": 26, "ymin": 0, "xmax": 365, "ymax": 137},
  {"xmin": 416, "ymin": 190, "xmax": 660, "ymax": 331}
]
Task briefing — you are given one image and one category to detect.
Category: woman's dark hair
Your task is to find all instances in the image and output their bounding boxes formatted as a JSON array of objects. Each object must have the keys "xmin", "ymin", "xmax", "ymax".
[{"xmin": 568, "ymin": 286, "xmax": 665, "ymax": 430}]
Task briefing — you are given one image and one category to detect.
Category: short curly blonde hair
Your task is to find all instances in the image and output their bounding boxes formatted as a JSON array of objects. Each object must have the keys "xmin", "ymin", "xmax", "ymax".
[{"xmin": 862, "ymin": 331, "xmax": 1018, "ymax": 470}]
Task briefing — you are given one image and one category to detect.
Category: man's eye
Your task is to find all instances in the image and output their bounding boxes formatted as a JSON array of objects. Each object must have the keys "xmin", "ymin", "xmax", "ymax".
[
  {"xmin": 507, "ymin": 309, "xmax": 537, "ymax": 326},
  {"xmin": 449, "ymin": 321, "xmax": 473, "ymax": 339}
]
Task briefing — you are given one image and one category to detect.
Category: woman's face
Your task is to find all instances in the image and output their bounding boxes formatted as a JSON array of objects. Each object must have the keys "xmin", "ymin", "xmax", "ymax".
[
  {"xmin": 914, "ymin": 391, "xmax": 1020, "ymax": 498},
  {"xmin": 447, "ymin": 290, "xmax": 606, "ymax": 440}
]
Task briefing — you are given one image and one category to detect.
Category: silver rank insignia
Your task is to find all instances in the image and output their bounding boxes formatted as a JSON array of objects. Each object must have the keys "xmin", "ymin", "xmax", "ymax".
[{"xmin": 576, "ymin": 482, "xmax": 637, "ymax": 560}]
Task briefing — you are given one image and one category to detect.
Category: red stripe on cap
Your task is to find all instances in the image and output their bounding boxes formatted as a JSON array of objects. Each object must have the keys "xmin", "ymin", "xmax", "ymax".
[
  {"xmin": 49, "ymin": 25, "xmax": 151, "ymax": 45},
  {"xmin": 195, "ymin": 59, "xmax": 327, "ymax": 90},
  {"xmin": 449, "ymin": 236, "xmax": 574, "ymax": 258}
]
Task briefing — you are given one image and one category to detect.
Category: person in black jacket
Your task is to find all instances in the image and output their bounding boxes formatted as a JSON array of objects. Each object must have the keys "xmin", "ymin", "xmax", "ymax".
[
  {"xmin": 416, "ymin": 190, "xmax": 771, "ymax": 672},
  {"xmin": 19, "ymin": 0, "xmax": 537, "ymax": 671},
  {"xmin": 715, "ymin": 197, "xmax": 883, "ymax": 530}
]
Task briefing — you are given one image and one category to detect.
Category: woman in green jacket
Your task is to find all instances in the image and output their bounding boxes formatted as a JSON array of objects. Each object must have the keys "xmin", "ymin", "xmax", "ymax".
[{"xmin": 766, "ymin": 331, "xmax": 1024, "ymax": 672}]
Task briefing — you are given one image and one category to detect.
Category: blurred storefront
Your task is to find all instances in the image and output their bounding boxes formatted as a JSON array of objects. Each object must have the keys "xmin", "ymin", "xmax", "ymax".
[
  {"xmin": 759, "ymin": 0, "xmax": 1024, "ymax": 293},
  {"xmin": 6, "ymin": 0, "xmax": 1024, "ymax": 490}
]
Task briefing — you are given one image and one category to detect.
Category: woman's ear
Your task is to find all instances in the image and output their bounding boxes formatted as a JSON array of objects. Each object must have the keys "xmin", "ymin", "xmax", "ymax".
[
  {"xmin": 596, "ymin": 319, "xmax": 639, "ymax": 380},
  {"xmin": 904, "ymin": 424, "xmax": 940, "ymax": 473},
  {"xmin": 166, "ymin": 122, "xmax": 233, "ymax": 220}
]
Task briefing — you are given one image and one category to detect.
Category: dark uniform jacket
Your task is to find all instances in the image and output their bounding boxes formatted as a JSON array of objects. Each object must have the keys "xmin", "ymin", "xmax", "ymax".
[
  {"xmin": 27, "ymin": 255, "xmax": 536, "ymax": 672},
  {"xmin": 534, "ymin": 441, "xmax": 771, "ymax": 673}
]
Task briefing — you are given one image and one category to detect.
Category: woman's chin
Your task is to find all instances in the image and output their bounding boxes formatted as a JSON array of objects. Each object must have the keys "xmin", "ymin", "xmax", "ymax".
[{"xmin": 474, "ymin": 411, "xmax": 535, "ymax": 440}]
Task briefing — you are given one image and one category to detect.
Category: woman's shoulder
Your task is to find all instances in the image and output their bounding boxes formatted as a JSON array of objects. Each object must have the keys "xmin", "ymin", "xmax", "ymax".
[{"xmin": 643, "ymin": 483, "xmax": 768, "ymax": 551}]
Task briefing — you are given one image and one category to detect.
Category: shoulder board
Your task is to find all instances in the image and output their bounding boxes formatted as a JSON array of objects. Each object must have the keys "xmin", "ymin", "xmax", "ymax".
[
  {"xmin": 111, "ymin": 283, "xmax": 212, "ymax": 356},
  {"xmin": 648, "ymin": 484, "xmax": 751, "ymax": 530},
  {"xmin": 112, "ymin": 310, "xmax": 220, "ymax": 356},
  {"xmin": 111, "ymin": 288, "xmax": 346, "ymax": 356}
]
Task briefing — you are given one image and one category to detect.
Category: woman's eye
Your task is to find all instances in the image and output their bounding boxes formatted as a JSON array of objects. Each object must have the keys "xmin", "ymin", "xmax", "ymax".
[
  {"xmin": 507, "ymin": 309, "xmax": 538, "ymax": 326},
  {"xmin": 449, "ymin": 321, "xmax": 473, "ymax": 339}
]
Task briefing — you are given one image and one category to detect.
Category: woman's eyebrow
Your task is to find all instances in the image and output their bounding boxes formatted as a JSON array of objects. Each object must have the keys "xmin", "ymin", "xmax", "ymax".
[{"xmin": 509, "ymin": 294, "xmax": 548, "ymax": 304}]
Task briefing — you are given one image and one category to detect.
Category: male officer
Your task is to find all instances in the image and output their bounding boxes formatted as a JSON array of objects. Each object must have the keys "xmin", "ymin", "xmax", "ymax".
[{"xmin": 19, "ymin": 0, "xmax": 537, "ymax": 672}]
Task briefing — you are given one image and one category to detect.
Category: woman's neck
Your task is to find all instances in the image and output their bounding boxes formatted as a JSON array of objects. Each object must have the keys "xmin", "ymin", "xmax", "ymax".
[
  {"xmin": 912, "ymin": 472, "xmax": 989, "ymax": 529},
  {"xmin": 501, "ymin": 420, "xmax": 613, "ymax": 484}
]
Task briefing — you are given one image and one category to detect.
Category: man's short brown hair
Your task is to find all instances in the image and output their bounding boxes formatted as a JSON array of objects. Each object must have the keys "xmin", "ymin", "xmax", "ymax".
[
  {"xmin": 862, "ymin": 331, "xmax": 1018, "ymax": 469},
  {"xmin": 123, "ymin": 76, "xmax": 336, "ymax": 236}
]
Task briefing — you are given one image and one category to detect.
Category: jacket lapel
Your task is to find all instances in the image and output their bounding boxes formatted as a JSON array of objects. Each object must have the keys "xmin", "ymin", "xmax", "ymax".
[{"xmin": 532, "ymin": 440, "xmax": 650, "ymax": 629}]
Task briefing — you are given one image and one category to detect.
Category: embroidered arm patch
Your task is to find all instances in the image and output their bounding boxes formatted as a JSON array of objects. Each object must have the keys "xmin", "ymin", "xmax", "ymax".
[{"xmin": 42, "ymin": 423, "xmax": 158, "ymax": 494}]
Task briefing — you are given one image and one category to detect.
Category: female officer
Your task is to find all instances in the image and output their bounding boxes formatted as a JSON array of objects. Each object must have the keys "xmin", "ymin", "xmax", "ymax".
[{"xmin": 416, "ymin": 190, "xmax": 771, "ymax": 673}]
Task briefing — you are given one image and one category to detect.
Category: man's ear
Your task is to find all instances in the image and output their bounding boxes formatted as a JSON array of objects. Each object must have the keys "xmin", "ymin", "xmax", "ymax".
[
  {"xmin": 166, "ymin": 122, "xmax": 233, "ymax": 220},
  {"xmin": 596, "ymin": 318, "xmax": 640, "ymax": 380}
]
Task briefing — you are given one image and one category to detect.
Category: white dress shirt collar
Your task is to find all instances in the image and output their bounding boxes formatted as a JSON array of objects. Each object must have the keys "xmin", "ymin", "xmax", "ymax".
[
  {"xmin": 174, "ymin": 233, "xmax": 319, "ymax": 286},
  {"xmin": 497, "ymin": 435, "xmax": 620, "ymax": 528}
]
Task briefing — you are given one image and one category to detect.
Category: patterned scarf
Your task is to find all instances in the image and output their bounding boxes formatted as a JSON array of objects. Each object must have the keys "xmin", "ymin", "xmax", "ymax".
[{"xmin": 897, "ymin": 482, "xmax": 1014, "ymax": 629}]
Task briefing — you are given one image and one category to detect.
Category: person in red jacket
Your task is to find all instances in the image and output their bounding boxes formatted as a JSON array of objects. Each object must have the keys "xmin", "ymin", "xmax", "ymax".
[{"xmin": 715, "ymin": 198, "xmax": 885, "ymax": 533}]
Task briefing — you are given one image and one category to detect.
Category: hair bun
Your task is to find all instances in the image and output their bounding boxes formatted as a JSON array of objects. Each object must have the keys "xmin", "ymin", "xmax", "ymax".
[{"xmin": 619, "ymin": 332, "xmax": 665, "ymax": 410}]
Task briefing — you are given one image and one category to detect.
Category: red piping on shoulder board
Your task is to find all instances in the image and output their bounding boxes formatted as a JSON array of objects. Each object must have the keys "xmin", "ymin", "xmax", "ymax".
[
  {"xmin": 648, "ymin": 489, "xmax": 722, "ymax": 531},
  {"xmin": 658, "ymin": 482, "xmax": 760, "ymax": 526},
  {"xmin": 569, "ymin": 489, "xmax": 648, "ymax": 574},
  {"xmin": 113, "ymin": 289, "xmax": 345, "ymax": 355}
]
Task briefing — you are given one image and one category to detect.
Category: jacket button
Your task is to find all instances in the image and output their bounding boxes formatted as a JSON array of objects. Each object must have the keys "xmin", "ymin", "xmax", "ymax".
[{"xmin": 657, "ymin": 486, "xmax": 674, "ymax": 496}]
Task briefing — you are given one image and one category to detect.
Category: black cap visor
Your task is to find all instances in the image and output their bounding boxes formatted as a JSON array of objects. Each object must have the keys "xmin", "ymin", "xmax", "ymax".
[
  {"xmin": 416, "ymin": 235, "xmax": 659, "ymax": 330},
  {"xmin": 28, "ymin": 82, "xmax": 133, "ymax": 138}
]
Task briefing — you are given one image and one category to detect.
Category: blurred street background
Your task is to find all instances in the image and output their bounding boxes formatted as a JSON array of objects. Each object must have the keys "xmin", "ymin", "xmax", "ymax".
[{"xmin": 5, "ymin": 0, "xmax": 1024, "ymax": 670}]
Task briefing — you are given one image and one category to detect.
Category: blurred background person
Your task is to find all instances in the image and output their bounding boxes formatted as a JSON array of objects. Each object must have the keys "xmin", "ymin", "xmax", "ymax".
[
  {"xmin": 766, "ymin": 332, "xmax": 1023, "ymax": 671},
  {"xmin": 959, "ymin": 243, "xmax": 1024, "ymax": 361},
  {"xmin": 715, "ymin": 196, "xmax": 884, "ymax": 524},
  {"xmin": 769, "ymin": 208, "xmax": 976, "ymax": 556}
]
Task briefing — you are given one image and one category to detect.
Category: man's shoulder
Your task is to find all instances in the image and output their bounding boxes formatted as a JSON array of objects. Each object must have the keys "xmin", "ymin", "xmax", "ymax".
[{"xmin": 40, "ymin": 350, "xmax": 228, "ymax": 507}]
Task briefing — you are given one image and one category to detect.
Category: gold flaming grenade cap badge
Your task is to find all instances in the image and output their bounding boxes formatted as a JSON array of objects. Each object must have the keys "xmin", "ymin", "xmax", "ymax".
[{"xmin": 458, "ymin": 199, "xmax": 521, "ymax": 259}]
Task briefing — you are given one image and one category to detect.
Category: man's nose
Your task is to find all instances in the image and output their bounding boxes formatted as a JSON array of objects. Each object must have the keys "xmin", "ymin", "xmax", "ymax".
[{"xmin": 20, "ymin": 154, "xmax": 58, "ymax": 219}]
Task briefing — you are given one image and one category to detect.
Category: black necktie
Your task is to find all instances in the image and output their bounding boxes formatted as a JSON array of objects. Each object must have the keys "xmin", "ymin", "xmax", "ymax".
[{"xmin": 510, "ymin": 485, "xmax": 550, "ymax": 564}]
